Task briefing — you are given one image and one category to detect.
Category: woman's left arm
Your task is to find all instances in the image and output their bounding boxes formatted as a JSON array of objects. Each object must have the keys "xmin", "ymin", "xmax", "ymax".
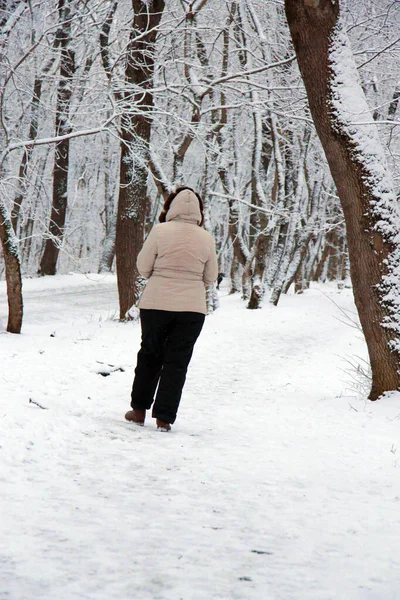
[{"xmin": 137, "ymin": 227, "xmax": 158, "ymax": 278}]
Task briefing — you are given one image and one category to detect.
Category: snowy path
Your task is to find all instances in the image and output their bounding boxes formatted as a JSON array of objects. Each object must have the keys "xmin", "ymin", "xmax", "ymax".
[{"xmin": 1, "ymin": 275, "xmax": 400, "ymax": 600}]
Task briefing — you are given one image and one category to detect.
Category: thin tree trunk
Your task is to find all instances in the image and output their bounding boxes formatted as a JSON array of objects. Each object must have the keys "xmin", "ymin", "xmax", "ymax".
[
  {"xmin": 270, "ymin": 128, "xmax": 311, "ymax": 306},
  {"xmin": 98, "ymin": 131, "xmax": 117, "ymax": 273},
  {"xmin": 39, "ymin": 0, "xmax": 75, "ymax": 275},
  {"xmin": 217, "ymin": 162, "xmax": 249, "ymax": 292},
  {"xmin": 22, "ymin": 151, "xmax": 49, "ymax": 272},
  {"xmin": 11, "ymin": 76, "xmax": 42, "ymax": 234},
  {"xmin": 98, "ymin": 214, "xmax": 116, "ymax": 273},
  {"xmin": 230, "ymin": 256, "xmax": 242, "ymax": 294},
  {"xmin": 387, "ymin": 83, "xmax": 400, "ymax": 121},
  {"xmin": 0, "ymin": 1, "xmax": 23, "ymax": 331},
  {"xmin": 0, "ymin": 199, "xmax": 23, "ymax": 332},
  {"xmin": 313, "ymin": 236, "xmax": 332, "ymax": 282},
  {"xmin": 285, "ymin": 0, "xmax": 400, "ymax": 399},
  {"xmin": 265, "ymin": 114, "xmax": 286, "ymax": 288},
  {"xmin": 294, "ymin": 262, "xmax": 309, "ymax": 294},
  {"xmin": 247, "ymin": 230, "xmax": 270, "ymax": 309}
]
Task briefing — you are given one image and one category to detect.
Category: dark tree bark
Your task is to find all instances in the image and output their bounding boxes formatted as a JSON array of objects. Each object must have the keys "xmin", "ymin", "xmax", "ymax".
[
  {"xmin": 0, "ymin": 200, "xmax": 23, "ymax": 332},
  {"xmin": 313, "ymin": 229, "xmax": 334, "ymax": 282},
  {"xmin": 247, "ymin": 231, "xmax": 270, "ymax": 309},
  {"xmin": 115, "ymin": 0, "xmax": 165, "ymax": 319},
  {"xmin": 387, "ymin": 85, "xmax": 400, "ymax": 121},
  {"xmin": 0, "ymin": 0, "xmax": 23, "ymax": 332},
  {"xmin": 39, "ymin": 0, "xmax": 75, "ymax": 275},
  {"xmin": 285, "ymin": 0, "xmax": 400, "ymax": 399}
]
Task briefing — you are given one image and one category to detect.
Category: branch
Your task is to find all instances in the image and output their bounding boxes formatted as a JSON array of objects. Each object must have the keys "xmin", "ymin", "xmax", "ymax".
[
  {"xmin": 174, "ymin": 106, "xmax": 201, "ymax": 158},
  {"xmin": 357, "ymin": 36, "xmax": 400, "ymax": 69},
  {"xmin": 99, "ymin": 1, "xmax": 118, "ymax": 83},
  {"xmin": 29, "ymin": 398, "xmax": 48, "ymax": 410},
  {"xmin": 192, "ymin": 0, "xmax": 210, "ymax": 16},
  {"xmin": 148, "ymin": 152, "xmax": 172, "ymax": 199},
  {"xmin": 209, "ymin": 191, "xmax": 288, "ymax": 218},
  {"xmin": 200, "ymin": 54, "xmax": 296, "ymax": 98},
  {"xmin": 0, "ymin": 114, "xmax": 118, "ymax": 167}
]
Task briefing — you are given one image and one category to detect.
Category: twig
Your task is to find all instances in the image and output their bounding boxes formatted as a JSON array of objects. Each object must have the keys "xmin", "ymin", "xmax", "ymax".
[{"xmin": 29, "ymin": 398, "xmax": 48, "ymax": 410}]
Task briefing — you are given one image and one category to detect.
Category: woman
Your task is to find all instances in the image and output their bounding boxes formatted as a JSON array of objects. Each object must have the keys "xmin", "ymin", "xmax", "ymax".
[{"xmin": 125, "ymin": 186, "xmax": 218, "ymax": 431}]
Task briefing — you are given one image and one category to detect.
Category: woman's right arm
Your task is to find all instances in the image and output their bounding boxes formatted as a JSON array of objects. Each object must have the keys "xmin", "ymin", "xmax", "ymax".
[
  {"xmin": 203, "ymin": 237, "xmax": 218, "ymax": 286},
  {"xmin": 137, "ymin": 227, "xmax": 158, "ymax": 278}
]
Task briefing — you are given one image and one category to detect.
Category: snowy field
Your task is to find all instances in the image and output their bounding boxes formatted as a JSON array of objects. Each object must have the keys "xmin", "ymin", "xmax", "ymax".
[{"xmin": 1, "ymin": 274, "xmax": 400, "ymax": 600}]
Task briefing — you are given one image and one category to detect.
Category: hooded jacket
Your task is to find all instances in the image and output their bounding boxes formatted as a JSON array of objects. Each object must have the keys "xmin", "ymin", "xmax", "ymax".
[{"xmin": 136, "ymin": 189, "xmax": 218, "ymax": 314}]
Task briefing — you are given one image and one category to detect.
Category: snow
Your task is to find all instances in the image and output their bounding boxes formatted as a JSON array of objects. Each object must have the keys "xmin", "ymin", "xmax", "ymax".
[
  {"xmin": 328, "ymin": 24, "xmax": 399, "ymax": 239},
  {"xmin": 2, "ymin": 274, "xmax": 400, "ymax": 599},
  {"xmin": 328, "ymin": 21, "xmax": 400, "ymax": 350}
]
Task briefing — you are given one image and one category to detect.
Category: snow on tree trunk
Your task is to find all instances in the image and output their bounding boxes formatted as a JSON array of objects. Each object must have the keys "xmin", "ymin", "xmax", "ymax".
[
  {"xmin": 98, "ymin": 214, "xmax": 116, "ymax": 274},
  {"xmin": 98, "ymin": 131, "xmax": 117, "ymax": 273},
  {"xmin": 247, "ymin": 230, "xmax": 270, "ymax": 309},
  {"xmin": 285, "ymin": 0, "xmax": 400, "ymax": 400}
]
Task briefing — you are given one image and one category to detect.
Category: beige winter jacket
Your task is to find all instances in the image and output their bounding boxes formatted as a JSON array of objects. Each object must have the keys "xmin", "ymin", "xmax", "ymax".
[{"xmin": 137, "ymin": 189, "xmax": 218, "ymax": 314}]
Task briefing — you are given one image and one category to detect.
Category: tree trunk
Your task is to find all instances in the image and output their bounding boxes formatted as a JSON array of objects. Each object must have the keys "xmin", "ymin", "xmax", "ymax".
[
  {"xmin": 270, "ymin": 128, "xmax": 311, "ymax": 305},
  {"xmin": 22, "ymin": 152, "xmax": 49, "ymax": 272},
  {"xmin": 313, "ymin": 229, "xmax": 334, "ymax": 282},
  {"xmin": 0, "ymin": 199, "xmax": 23, "ymax": 333},
  {"xmin": 39, "ymin": 0, "xmax": 75, "ymax": 275},
  {"xmin": 387, "ymin": 84, "xmax": 400, "ymax": 121},
  {"xmin": 11, "ymin": 76, "xmax": 42, "ymax": 234},
  {"xmin": 115, "ymin": 0, "xmax": 165, "ymax": 319},
  {"xmin": 294, "ymin": 263, "xmax": 309, "ymax": 294},
  {"xmin": 0, "ymin": 1, "xmax": 23, "ymax": 331},
  {"xmin": 285, "ymin": 0, "xmax": 400, "ymax": 399},
  {"xmin": 230, "ymin": 256, "xmax": 242, "ymax": 294},
  {"xmin": 98, "ymin": 131, "xmax": 117, "ymax": 273},
  {"xmin": 247, "ymin": 230, "xmax": 270, "ymax": 309}
]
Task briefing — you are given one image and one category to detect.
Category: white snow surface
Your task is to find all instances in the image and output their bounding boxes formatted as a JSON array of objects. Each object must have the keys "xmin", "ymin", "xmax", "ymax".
[{"xmin": 1, "ymin": 274, "xmax": 400, "ymax": 600}]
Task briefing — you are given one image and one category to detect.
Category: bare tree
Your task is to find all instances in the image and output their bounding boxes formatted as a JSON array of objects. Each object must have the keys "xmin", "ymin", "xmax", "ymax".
[
  {"xmin": 2, "ymin": 0, "xmax": 400, "ymax": 335},
  {"xmin": 39, "ymin": 0, "xmax": 76, "ymax": 275},
  {"xmin": 285, "ymin": 0, "xmax": 400, "ymax": 399},
  {"xmin": 101, "ymin": 0, "xmax": 165, "ymax": 319},
  {"xmin": 0, "ymin": 196, "xmax": 23, "ymax": 332},
  {"xmin": 0, "ymin": 0, "xmax": 25, "ymax": 332}
]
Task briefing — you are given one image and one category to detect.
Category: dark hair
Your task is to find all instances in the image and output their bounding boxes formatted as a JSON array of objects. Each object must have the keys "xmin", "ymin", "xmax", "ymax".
[{"xmin": 159, "ymin": 186, "xmax": 204, "ymax": 227}]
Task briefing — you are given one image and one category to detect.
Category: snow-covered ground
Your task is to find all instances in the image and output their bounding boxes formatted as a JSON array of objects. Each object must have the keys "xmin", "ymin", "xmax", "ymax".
[{"xmin": 1, "ymin": 274, "xmax": 400, "ymax": 600}]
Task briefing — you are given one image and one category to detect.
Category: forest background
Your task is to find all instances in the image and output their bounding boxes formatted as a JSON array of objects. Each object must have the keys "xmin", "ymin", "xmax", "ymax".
[{"xmin": 1, "ymin": 0, "xmax": 400, "ymax": 389}]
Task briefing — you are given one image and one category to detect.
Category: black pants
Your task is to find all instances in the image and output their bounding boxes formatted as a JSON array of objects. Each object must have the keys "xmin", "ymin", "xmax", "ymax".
[{"xmin": 131, "ymin": 309, "xmax": 205, "ymax": 424}]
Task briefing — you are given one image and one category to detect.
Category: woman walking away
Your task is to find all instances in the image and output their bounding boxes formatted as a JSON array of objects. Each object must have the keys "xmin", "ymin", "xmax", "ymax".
[{"xmin": 125, "ymin": 186, "xmax": 218, "ymax": 431}]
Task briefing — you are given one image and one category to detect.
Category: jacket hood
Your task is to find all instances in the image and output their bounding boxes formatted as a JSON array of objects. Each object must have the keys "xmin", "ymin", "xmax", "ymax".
[{"xmin": 166, "ymin": 189, "xmax": 202, "ymax": 226}]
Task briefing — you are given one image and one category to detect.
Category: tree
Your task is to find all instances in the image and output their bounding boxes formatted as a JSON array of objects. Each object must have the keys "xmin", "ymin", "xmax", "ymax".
[
  {"xmin": 0, "ymin": 197, "xmax": 23, "ymax": 333},
  {"xmin": 2, "ymin": 0, "xmax": 399, "ymax": 331},
  {"xmin": 285, "ymin": 0, "xmax": 400, "ymax": 399},
  {"xmin": 0, "ymin": 0, "xmax": 25, "ymax": 333},
  {"xmin": 39, "ymin": 0, "xmax": 76, "ymax": 275},
  {"xmin": 102, "ymin": 0, "xmax": 165, "ymax": 319}
]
